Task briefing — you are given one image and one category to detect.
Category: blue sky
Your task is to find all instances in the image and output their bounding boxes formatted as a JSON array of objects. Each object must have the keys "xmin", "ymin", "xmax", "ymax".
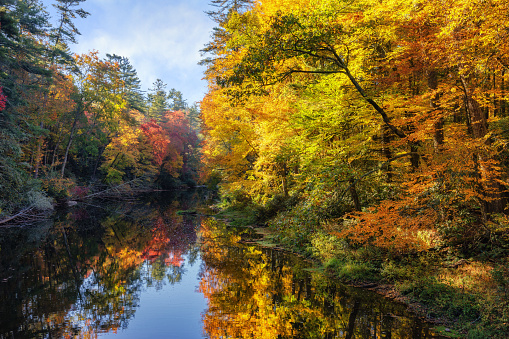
[{"xmin": 46, "ymin": 0, "xmax": 216, "ymax": 105}]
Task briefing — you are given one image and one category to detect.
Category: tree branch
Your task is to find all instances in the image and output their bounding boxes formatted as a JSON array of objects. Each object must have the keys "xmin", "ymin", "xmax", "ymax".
[{"xmin": 336, "ymin": 152, "xmax": 420, "ymax": 204}]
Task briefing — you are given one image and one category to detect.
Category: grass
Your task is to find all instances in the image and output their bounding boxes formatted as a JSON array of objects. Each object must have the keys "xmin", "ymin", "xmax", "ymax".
[{"xmin": 214, "ymin": 207, "xmax": 259, "ymax": 227}]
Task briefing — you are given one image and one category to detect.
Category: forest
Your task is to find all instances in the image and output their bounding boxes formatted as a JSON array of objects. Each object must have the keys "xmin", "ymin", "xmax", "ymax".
[
  {"xmin": 199, "ymin": 0, "xmax": 509, "ymax": 337},
  {"xmin": 0, "ymin": 0, "xmax": 201, "ymax": 222},
  {"xmin": 2, "ymin": 0, "xmax": 509, "ymax": 337}
]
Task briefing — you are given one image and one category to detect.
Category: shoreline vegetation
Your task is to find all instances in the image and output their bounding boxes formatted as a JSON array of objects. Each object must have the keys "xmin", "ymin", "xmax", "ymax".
[
  {"xmin": 0, "ymin": 180, "xmax": 202, "ymax": 226},
  {"xmin": 209, "ymin": 204, "xmax": 509, "ymax": 339}
]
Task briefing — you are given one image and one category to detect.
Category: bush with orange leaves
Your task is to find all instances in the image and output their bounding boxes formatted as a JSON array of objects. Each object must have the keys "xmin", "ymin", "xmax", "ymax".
[{"xmin": 334, "ymin": 197, "xmax": 440, "ymax": 255}]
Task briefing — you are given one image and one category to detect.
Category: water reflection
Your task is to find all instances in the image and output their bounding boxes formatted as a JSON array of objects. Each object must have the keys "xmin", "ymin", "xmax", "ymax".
[
  {"xmin": 0, "ymin": 191, "xmax": 203, "ymax": 338},
  {"xmin": 0, "ymin": 192, "xmax": 443, "ymax": 338},
  {"xmin": 198, "ymin": 219, "xmax": 442, "ymax": 339}
]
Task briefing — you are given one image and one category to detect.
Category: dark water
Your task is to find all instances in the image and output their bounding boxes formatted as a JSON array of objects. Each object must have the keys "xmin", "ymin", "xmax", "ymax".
[{"xmin": 0, "ymin": 191, "xmax": 444, "ymax": 338}]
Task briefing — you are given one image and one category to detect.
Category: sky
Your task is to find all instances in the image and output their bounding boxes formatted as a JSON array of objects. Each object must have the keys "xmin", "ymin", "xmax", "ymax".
[{"xmin": 46, "ymin": 0, "xmax": 216, "ymax": 105}]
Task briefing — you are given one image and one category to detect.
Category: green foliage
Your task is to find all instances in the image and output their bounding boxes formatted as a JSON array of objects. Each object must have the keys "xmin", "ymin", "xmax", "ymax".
[
  {"xmin": 325, "ymin": 257, "xmax": 378, "ymax": 282},
  {"xmin": 269, "ymin": 204, "xmax": 318, "ymax": 251},
  {"xmin": 104, "ymin": 167, "xmax": 124, "ymax": 185},
  {"xmin": 467, "ymin": 328, "xmax": 495, "ymax": 339},
  {"xmin": 106, "ymin": 54, "xmax": 146, "ymax": 112},
  {"xmin": 310, "ymin": 231, "xmax": 347, "ymax": 262},
  {"xmin": 41, "ymin": 177, "xmax": 74, "ymax": 201},
  {"xmin": 147, "ymin": 79, "xmax": 168, "ymax": 121},
  {"xmin": 25, "ymin": 189, "xmax": 53, "ymax": 211},
  {"xmin": 204, "ymin": 170, "xmax": 222, "ymax": 190},
  {"xmin": 255, "ymin": 192, "xmax": 300, "ymax": 222},
  {"xmin": 408, "ymin": 277, "xmax": 480, "ymax": 322}
]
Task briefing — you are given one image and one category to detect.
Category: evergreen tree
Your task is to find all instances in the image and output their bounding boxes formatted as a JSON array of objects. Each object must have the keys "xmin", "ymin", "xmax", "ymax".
[
  {"xmin": 147, "ymin": 79, "xmax": 168, "ymax": 121},
  {"xmin": 106, "ymin": 53, "xmax": 146, "ymax": 112},
  {"xmin": 205, "ymin": 0, "xmax": 252, "ymax": 23},
  {"xmin": 50, "ymin": 0, "xmax": 89, "ymax": 66},
  {"xmin": 0, "ymin": 0, "xmax": 52, "ymax": 214},
  {"xmin": 168, "ymin": 88, "xmax": 187, "ymax": 111},
  {"xmin": 200, "ymin": 0, "xmax": 252, "ymax": 68},
  {"xmin": 187, "ymin": 103, "xmax": 202, "ymax": 135}
]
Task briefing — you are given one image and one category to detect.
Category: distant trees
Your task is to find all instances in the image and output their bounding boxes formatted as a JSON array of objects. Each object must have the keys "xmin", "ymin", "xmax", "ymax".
[{"xmin": 0, "ymin": 1, "xmax": 202, "ymax": 219}]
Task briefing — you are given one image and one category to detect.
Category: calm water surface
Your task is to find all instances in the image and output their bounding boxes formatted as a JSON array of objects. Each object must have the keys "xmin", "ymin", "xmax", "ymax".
[{"xmin": 0, "ymin": 191, "xmax": 444, "ymax": 338}]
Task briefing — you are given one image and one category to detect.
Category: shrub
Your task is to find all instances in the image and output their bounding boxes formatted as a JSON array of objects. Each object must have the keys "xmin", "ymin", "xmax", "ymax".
[
  {"xmin": 42, "ymin": 177, "xmax": 74, "ymax": 201},
  {"xmin": 26, "ymin": 190, "xmax": 53, "ymax": 211}
]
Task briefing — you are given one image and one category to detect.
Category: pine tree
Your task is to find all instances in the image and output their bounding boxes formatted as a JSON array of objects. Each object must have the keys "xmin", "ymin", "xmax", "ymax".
[
  {"xmin": 205, "ymin": 0, "xmax": 252, "ymax": 23},
  {"xmin": 106, "ymin": 54, "xmax": 146, "ymax": 112},
  {"xmin": 0, "ymin": 0, "xmax": 52, "ymax": 214},
  {"xmin": 50, "ymin": 0, "xmax": 89, "ymax": 66},
  {"xmin": 200, "ymin": 0, "xmax": 253, "ymax": 67},
  {"xmin": 147, "ymin": 79, "xmax": 168, "ymax": 122},
  {"xmin": 168, "ymin": 88, "xmax": 187, "ymax": 111}
]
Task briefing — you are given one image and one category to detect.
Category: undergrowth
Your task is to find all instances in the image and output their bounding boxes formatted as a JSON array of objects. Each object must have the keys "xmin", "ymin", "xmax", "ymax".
[{"xmin": 214, "ymin": 191, "xmax": 509, "ymax": 338}]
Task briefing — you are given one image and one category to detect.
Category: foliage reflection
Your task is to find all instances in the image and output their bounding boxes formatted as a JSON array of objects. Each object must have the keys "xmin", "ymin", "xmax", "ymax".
[
  {"xmin": 0, "ymin": 193, "xmax": 442, "ymax": 338},
  {"xmin": 0, "ymin": 191, "xmax": 201, "ymax": 338},
  {"xmin": 198, "ymin": 219, "xmax": 441, "ymax": 339}
]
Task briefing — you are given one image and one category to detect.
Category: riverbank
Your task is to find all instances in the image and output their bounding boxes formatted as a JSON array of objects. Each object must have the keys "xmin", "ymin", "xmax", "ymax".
[{"xmin": 213, "ymin": 207, "xmax": 509, "ymax": 339}]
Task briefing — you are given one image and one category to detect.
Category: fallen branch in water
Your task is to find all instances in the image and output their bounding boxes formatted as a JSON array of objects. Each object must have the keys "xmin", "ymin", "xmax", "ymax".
[
  {"xmin": 0, "ymin": 206, "xmax": 49, "ymax": 227},
  {"xmin": 0, "ymin": 207, "xmax": 35, "ymax": 225},
  {"xmin": 80, "ymin": 177, "xmax": 154, "ymax": 200}
]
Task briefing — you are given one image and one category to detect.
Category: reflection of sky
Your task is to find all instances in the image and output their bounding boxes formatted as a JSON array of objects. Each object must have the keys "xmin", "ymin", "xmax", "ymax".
[{"xmin": 99, "ymin": 254, "xmax": 207, "ymax": 339}]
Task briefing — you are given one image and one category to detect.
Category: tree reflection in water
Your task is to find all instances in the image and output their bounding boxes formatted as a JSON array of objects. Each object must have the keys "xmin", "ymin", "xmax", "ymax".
[
  {"xmin": 0, "ymin": 192, "xmax": 443, "ymax": 338},
  {"xmin": 0, "ymin": 191, "xmax": 202, "ymax": 338},
  {"xmin": 198, "ymin": 218, "xmax": 442, "ymax": 339}
]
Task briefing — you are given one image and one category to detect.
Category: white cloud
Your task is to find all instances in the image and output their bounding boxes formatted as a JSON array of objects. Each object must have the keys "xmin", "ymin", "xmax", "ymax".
[{"xmin": 67, "ymin": 0, "xmax": 215, "ymax": 103}]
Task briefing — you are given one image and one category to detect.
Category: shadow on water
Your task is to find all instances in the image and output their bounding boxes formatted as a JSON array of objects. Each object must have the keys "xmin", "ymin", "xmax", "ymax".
[{"xmin": 0, "ymin": 189, "xmax": 445, "ymax": 338}]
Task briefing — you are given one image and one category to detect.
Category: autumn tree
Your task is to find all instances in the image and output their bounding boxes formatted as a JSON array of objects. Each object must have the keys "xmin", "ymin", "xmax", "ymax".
[{"xmin": 201, "ymin": 0, "xmax": 509, "ymax": 253}]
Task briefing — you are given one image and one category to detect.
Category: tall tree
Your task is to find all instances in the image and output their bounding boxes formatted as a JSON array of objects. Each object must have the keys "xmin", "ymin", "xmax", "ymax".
[
  {"xmin": 147, "ymin": 79, "xmax": 168, "ymax": 122},
  {"xmin": 0, "ymin": 0, "xmax": 53, "ymax": 214},
  {"xmin": 167, "ymin": 88, "xmax": 187, "ymax": 111},
  {"xmin": 206, "ymin": 0, "xmax": 253, "ymax": 23},
  {"xmin": 106, "ymin": 53, "xmax": 146, "ymax": 112},
  {"xmin": 49, "ymin": 0, "xmax": 89, "ymax": 65}
]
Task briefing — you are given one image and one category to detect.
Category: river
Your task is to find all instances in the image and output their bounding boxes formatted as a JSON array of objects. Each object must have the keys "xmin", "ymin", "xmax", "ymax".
[{"xmin": 0, "ymin": 190, "xmax": 445, "ymax": 338}]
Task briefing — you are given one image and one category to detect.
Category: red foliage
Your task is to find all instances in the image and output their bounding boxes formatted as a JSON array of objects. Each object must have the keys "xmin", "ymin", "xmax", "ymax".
[
  {"xmin": 141, "ymin": 217, "xmax": 187, "ymax": 267},
  {"xmin": 140, "ymin": 119, "xmax": 171, "ymax": 166},
  {"xmin": 0, "ymin": 87, "xmax": 7, "ymax": 111},
  {"xmin": 70, "ymin": 186, "xmax": 90, "ymax": 199},
  {"xmin": 161, "ymin": 110, "xmax": 199, "ymax": 175},
  {"xmin": 140, "ymin": 113, "xmax": 199, "ymax": 178}
]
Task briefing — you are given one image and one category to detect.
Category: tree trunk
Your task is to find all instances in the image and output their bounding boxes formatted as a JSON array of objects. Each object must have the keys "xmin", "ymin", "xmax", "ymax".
[
  {"xmin": 34, "ymin": 121, "xmax": 44, "ymax": 178},
  {"xmin": 501, "ymin": 69, "xmax": 506, "ymax": 116},
  {"xmin": 461, "ymin": 76, "xmax": 506, "ymax": 215},
  {"xmin": 345, "ymin": 300, "xmax": 360, "ymax": 339},
  {"xmin": 61, "ymin": 110, "xmax": 80, "ymax": 178},
  {"xmin": 410, "ymin": 143, "xmax": 420, "ymax": 172},
  {"xmin": 349, "ymin": 178, "xmax": 361, "ymax": 211},
  {"xmin": 428, "ymin": 70, "xmax": 444, "ymax": 152},
  {"xmin": 282, "ymin": 177, "xmax": 288, "ymax": 197},
  {"xmin": 382, "ymin": 125, "xmax": 393, "ymax": 182}
]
